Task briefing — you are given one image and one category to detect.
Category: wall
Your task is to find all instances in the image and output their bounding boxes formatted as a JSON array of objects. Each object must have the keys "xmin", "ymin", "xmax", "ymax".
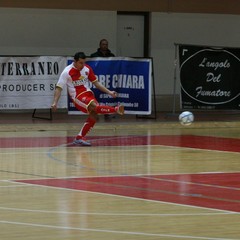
[
  {"xmin": 1, "ymin": 0, "xmax": 240, "ymax": 15},
  {"xmin": 1, "ymin": 7, "xmax": 240, "ymax": 111},
  {"xmin": 150, "ymin": 12, "xmax": 240, "ymax": 110},
  {"xmin": 0, "ymin": 8, "xmax": 117, "ymax": 56}
]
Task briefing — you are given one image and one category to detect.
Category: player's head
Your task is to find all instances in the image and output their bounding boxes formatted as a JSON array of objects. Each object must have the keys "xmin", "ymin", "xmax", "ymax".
[
  {"xmin": 99, "ymin": 39, "xmax": 109, "ymax": 51},
  {"xmin": 73, "ymin": 52, "xmax": 86, "ymax": 70},
  {"xmin": 74, "ymin": 52, "xmax": 86, "ymax": 61}
]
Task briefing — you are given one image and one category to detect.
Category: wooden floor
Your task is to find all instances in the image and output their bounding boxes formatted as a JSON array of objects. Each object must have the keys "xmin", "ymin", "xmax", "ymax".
[{"xmin": 0, "ymin": 111, "xmax": 240, "ymax": 240}]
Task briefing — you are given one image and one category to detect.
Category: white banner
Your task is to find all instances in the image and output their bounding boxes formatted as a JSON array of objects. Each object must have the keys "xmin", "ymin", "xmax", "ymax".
[{"xmin": 0, "ymin": 56, "xmax": 67, "ymax": 109}]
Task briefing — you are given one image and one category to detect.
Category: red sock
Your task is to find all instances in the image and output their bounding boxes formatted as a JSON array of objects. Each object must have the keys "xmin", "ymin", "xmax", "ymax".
[
  {"xmin": 95, "ymin": 105, "xmax": 116, "ymax": 114},
  {"xmin": 76, "ymin": 117, "xmax": 96, "ymax": 139}
]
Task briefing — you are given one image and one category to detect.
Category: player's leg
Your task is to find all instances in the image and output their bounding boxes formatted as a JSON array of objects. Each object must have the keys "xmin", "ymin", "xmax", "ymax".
[
  {"xmin": 74, "ymin": 106, "xmax": 97, "ymax": 144},
  {"xmin": 81, "ymin": 91, "xmax": 124, "ymax": 115},
  {"xmin": 72, "ymin": 96, "xmax": 97, "ymax": 146},
  {"xmin": 72, "ymin": 91, "xmax": 124, "ymax": 146},
  {"xmin": 95, "ymin": 105, "xmax": 123, "ymax": 115},
  {"xmin": 75, "ymin": 91, "xmax": 120, "ymax": 115}
]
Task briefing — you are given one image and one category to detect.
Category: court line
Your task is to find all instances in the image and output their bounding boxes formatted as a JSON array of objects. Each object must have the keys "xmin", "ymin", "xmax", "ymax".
[
  {"xmin": 15, "ymin": 174, "xmax": 240, "ymax": 204},
  {"xmin": 1, "ymin": 144, "xmax": 239, "ymax": 155},
  {"xmin": 0, "ymin": 220, "xmax": 237, "ymax": 240},
  {"xmin": 0, "ymin": 206, "xmax": 238, "ymax": 216},
  {"xmin": 46, "ymin": 140, "xmax": 240, "ymax": 174},
  {"xmin": 0, "ymin": 169, "xmax": 55, "ymax": 179},
  {"xmin": 3, "ymin": 171, "xmax": 240, "ymax": 181},
  {"xmin": 1, "ymin": 144, "xmax": 239, "ymax": 178},
  {"xmin": 9, "ymin": 181, "xmax": 239, "ymax": 214},
  {"xmin": 1, "ymin": 142, "xmax": 238, "ymax": 180},
  {"xmin": 2, "ymin": 134, "xmax": 239, "ymax": 215},
  {"xmin": 51, "ymin": 138, "xmax": 240, "ymax": 154},
  {"xmin": 0, "ymin": 184, "xmax": 32, "ymax": 188},
  {"xmin": 45, "ymin": 142, "xmax": 239, "ymax": 175},
  {"xmin": 142, "ymin": 176, "xmax": 240, "ymax": 191},
  {"xmin": 2, "ymin": 173, "xmax": 239, "ymax": 192}
]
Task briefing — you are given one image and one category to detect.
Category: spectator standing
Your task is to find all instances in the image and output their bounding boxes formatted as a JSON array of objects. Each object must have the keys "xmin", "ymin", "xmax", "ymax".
[
  {"xmin": 91, "ymin": 39, "xmax": 116, "ymax": 119},
  {"xmin": 90, "ymin": 39, "xmax": 115, "ymax": 57}
]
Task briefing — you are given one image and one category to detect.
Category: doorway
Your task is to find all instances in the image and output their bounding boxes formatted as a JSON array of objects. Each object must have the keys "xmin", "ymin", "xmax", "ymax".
[{"xmin": 117, "ymin": 12, "xmax": 149, "ymax": 57}]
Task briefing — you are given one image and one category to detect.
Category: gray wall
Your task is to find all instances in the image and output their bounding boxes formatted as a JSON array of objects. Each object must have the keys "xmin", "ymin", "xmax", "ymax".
[
  {"xmin": 0, "ymin": 8, "xmax": 116, "ymax": 56},
  {"xmin": 1, "ymin": 7, "xmax": 240, "ymax": 111},
  {"xmin": 150, "ymin": 12, "xmax": 240, "ymax": 110}
]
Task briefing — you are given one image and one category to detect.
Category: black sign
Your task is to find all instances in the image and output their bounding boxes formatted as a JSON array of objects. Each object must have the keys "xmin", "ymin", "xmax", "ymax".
[{"xmin": 179, "ymin": 45, "xmax": 240, "ymax": 110}]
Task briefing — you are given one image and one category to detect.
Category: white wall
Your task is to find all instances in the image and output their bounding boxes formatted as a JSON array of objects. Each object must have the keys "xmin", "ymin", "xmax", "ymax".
[
  {"xmin": 150, "ymin": 12, "xmax": 240, "ymax": 110},
  {"xmin": 0, "ymin": 8, "xmax": 117, "ymax": 56},
  {"xmin": 151, "ymin": 12, "xmax": 240, "ymax": 96},
  {"xmin": 1, "ymin": 8, "xmax": 240, "ymax": 110}
]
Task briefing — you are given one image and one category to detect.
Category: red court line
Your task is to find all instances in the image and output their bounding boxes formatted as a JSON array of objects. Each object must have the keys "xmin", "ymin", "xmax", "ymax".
[
  {"xmin": 15, "ymin": 173, "xmax": 240, "ymax": 212},
  {"xmin": 0, "ymin": 135, "xmax": 240, "ymax": 152}
]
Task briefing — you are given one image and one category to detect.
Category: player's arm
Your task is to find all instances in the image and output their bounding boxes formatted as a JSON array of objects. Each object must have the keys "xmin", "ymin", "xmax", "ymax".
[
  {"xmin": 51, "ymin": 70, "xmax": 68, "ymax": 111},
  {"xmin": 93, "ymin": 80, "xmax": 117, "ymax": 98},
  {"xmin": 51, "ymin": 86, "xmax": 62, "ymax": 111}
]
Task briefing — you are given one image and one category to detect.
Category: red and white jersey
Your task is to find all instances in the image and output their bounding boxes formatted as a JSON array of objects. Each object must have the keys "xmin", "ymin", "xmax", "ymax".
[{"xmin": 56, "ymin": 63, "xmax": 97, "ymax": 99}]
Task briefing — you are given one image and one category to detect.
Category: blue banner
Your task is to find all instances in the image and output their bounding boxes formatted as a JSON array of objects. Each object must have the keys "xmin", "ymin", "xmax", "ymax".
[{"xmin": 68, "ymin": 57, "xmax": 152, "ymax": 115}]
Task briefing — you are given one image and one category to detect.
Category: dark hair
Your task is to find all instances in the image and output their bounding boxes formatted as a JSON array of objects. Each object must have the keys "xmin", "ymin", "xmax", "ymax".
[
  {"xmin": 74, "ymin": 52, "xmax": 86, "ymax": 61},
  {"xmin": 99, "ymin": 39, "xmax": 108, "ymax": 45}
]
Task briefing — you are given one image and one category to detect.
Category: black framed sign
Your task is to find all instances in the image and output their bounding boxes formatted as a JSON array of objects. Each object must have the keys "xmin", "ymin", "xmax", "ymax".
[{"xmin": 179, "ymin": 44, "xmax": 240, "ymax": 110}]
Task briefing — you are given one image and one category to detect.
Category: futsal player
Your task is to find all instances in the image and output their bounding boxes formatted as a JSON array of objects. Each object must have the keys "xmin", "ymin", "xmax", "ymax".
[{"xmin": 51, "ymin": 52, "xmax": 124, "ymax": 146}]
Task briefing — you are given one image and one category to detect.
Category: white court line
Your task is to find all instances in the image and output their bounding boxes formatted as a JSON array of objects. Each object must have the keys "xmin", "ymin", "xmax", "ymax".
[
  {"xmin": 0, "ymin": 206, "xmax": 238, "ymax": 216},
  {"xmin": 0, "ymin": 184, "xmax": 31, "ymax": 188},
  {"xmin": 0, "ymin": 220, "xmax": 237, "ymax": 240},
  {"xmin": 55, "ymin": 142, "xmax": 240, "ymax": 154},
  {"xmin": 4, "ymin": 171, "xmax": 240, "ymax": 181},
  {"xmin": 142, "ymin": 176, "xmax": 240, "ymax": 191},
  {"xmin": 0, "ymin": 133, "xmax": 240, "ymax": 154},
  {"xmin": 8, "ymin": 181, "xmax": 239, "ymax": 214},
  {"xmin": 87, "ymin": 134, "xmax": 240, "ymax": 155},
  {"xmin": 2, "ymin": 174, "xmax": 239, "ymax": 191},
  {"xmin": 0, "ymin": 143, "xmax": 239, "ymax": 155}
]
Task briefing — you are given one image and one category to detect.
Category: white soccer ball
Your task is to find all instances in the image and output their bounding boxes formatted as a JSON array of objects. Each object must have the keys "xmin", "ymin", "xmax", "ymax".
[{"xmin": 179, "ymin": 111, "xmax": 194, "ymax": 126}]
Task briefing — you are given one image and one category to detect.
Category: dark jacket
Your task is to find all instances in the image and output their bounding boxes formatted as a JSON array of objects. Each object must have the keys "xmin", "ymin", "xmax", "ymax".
[{"xmin": 90, "ymin": 48, "xmax": 115, "ymax": 57}]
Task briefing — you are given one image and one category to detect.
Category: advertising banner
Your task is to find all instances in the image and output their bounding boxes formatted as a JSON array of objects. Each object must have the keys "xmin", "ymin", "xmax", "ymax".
[
  {"xmin": 0, "ymin": 56, "xmax": 67, "ymax": 109},
  {"xmin": 68, "ymin": 57, "xmax": 152, "ymax": 115},
  {"xmin": 179, "ymin": 45, "xmax": 240, "ymax": 110}
]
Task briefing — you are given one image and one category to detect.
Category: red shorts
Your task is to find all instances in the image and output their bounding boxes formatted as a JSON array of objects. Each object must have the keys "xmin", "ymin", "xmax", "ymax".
[{"xmin": 72, "ymin": 91, "xmax": 98, "ymax": 113}]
